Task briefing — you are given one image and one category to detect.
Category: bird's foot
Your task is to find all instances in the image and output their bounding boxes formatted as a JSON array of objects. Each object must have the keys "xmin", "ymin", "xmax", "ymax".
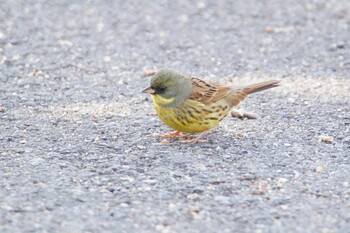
[
  {"xmin": 179, "ymin": 131, "xmax": 208, "ymax": 144},
  {"xmin": 159, "ymin": 131, "xmax": 190, "ymax": 138}
]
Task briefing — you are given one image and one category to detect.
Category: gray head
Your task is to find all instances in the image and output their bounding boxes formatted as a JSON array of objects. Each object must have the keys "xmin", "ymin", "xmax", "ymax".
[{"xmin": 142, "ymin": 69, "xmax": 192, "ymax": 106}]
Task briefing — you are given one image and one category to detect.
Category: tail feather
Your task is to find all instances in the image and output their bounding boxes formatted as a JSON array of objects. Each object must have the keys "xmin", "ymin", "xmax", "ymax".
[
  {"xmin": 227, "ymin": 80, "xmax": 280, "ymax": 107},
  {"xmin": 243, "ymin": 80, "xmax": 280, "ymax": 95}
]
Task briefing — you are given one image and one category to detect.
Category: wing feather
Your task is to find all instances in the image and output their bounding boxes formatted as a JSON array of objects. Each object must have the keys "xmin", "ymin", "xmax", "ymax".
[{"xmin": 189, "ymin": 77, "xmax": 231, "ymax": 105}]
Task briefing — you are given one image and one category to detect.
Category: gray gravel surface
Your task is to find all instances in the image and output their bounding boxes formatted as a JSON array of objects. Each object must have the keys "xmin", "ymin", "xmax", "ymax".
[{"xmin": 1, "ymin": 0, "xmax": 350, "ymax": 232}]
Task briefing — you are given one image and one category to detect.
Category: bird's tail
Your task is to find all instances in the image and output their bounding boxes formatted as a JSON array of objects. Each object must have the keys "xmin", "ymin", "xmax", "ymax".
[{"xmin": 226, "ymin": 80, "xmax": 280, "ymax": 107}]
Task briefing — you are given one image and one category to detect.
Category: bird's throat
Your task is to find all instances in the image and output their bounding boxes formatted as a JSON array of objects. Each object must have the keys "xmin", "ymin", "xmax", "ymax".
[{"xmin": 151, "ymin": 95, "xmax": 176, "ymax": 107}]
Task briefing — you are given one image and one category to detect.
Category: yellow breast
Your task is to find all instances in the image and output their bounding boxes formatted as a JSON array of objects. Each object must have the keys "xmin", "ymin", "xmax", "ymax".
[{"xmin": 151, "ymin": 95, "xmax": 231, "ymax": 133}]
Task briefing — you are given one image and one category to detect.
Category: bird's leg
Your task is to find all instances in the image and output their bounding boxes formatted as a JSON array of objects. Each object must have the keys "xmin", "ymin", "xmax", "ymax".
[
  {"xmin": 159, "ymin": 130, "xmax": 190, "ymax": 138},
  {"xmin": 180, "ymin": 131, "xmax": 208, "ymax": 144}
]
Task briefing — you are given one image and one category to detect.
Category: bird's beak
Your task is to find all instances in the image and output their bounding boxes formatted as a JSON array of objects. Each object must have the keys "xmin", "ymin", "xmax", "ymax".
[{"xmin": 142, "ymin": 86, "xmax": 156, "ymax": 94}]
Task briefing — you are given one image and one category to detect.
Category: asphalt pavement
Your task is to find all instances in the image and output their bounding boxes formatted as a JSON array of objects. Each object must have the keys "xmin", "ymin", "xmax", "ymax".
[{"xmin": 1, "ymin": 0, "xmax": 349, "ymax": 232}]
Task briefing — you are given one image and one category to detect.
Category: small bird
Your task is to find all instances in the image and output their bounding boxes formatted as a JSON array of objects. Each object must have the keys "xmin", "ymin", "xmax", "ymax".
[{"xmin": 142, "ymin": 69, "xmax": 279, "ymax": 143}]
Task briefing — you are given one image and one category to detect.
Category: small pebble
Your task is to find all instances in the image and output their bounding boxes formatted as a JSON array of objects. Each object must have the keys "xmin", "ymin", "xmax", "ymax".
[
  {"xmin": 231, "ymin": 110, "xmax": 258, "ymax": 119},
  {"xmin": 94, "ymin": 136, "xmax": 101, "ymax": 142},
  {"xmin": 197, "ymin": 2, "xmax": 206, "ymax": 9},
  {"xmin": 315, "ymin": 166, "xmax": 324, "ymax": 173},
  {"xmin": 187, "ymin": 193, "xmax": 200, "ymax": 200},
  {"xmin": 278, "ymin": 205, "xmax": 288, "ymax": 210},
  {"xmin": 276, "ymin": 178, "xmax": 287, "ymax": 188},
  {"xmin": 137, "ymin": 145, "xmax": 146, "ymax": 150},
  {"xmin": 120, "ymin": 203, "xmax": 129, "ymax": 207},
  {"xmin": 235, "ymin": 131, "xmax": 245, "ymax": 139},
  {"xmin": 160, "ymin": 139, "xmax": 170, "ymax": 145},
  {"xmin": 12, "ymin": 54, "xmax": 20, "ymax": 61},
  {"xmin": 264, "ymin": 26, "xmax": 274, "ymax": 33},
  {"xmin": 318, "ymin": 135, "xmax": 334, "ymax": 143},
  {"xmin": 142, "ymin": 69, "xmax": 157, "ymax": 77},
  {"xmin": 103, "ymin": 56, "xmax": 111, "ymax": 62},
  {"xmin": 143, "ymin": 179, "xmax": 158, "ymax": 185}
]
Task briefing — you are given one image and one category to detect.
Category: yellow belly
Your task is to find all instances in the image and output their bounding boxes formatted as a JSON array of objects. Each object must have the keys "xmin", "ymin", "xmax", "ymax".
[{"xmin": 151, "ymin": 96, "xmax": 230, "ymax": 133}]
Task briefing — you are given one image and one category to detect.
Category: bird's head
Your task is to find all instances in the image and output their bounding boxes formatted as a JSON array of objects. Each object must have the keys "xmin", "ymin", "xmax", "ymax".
[{"xmin": 142, "ymin": 69, "xmax": 192, "ymax": 106}]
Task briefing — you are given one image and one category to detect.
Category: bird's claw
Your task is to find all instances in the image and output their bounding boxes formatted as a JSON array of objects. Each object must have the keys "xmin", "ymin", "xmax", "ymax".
[
  {"xmin": 159, "ymin": 131, "xmax": 189, "ymax": 138},
  {"xmin": 179, "ymin": 131, "xmax": 208, "ymax": 144}
]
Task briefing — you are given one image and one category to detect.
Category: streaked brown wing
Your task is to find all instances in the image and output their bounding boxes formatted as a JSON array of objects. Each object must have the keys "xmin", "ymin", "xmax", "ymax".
[{"xmin": 189, "ymin": 77, "xmax": 231, "ymax": 105}]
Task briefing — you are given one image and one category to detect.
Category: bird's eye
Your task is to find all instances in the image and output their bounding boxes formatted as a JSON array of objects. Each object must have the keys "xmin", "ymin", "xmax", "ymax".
[{"xmin": 157, "ymin": 87, "xmax": 166, "ymax": 93}]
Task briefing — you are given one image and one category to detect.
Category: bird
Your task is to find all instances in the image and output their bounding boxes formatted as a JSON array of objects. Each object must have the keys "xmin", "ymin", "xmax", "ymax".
[{"xmin": 142, "ymin": 68, "xmax": 279, "ymax": 144}]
